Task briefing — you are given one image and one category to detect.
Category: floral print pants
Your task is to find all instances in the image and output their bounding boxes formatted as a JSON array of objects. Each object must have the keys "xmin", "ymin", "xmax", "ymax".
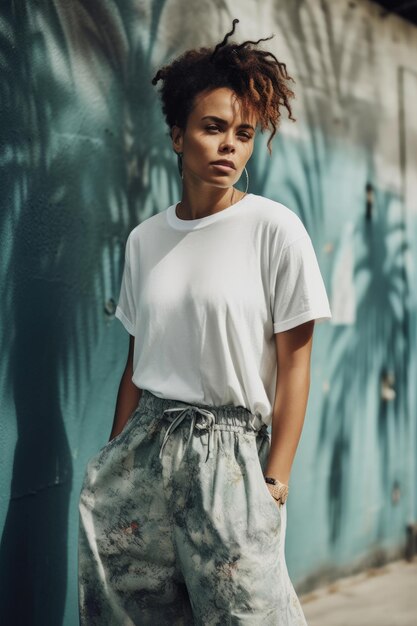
[{"xmin": 78, "ymin": 389, "xmax": 308, "ymax": 625}]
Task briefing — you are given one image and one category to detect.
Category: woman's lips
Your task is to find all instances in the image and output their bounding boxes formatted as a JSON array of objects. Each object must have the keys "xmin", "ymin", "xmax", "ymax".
[{"xmin": 210, "ymin": 163, "xmax": 235, "ymax": 172}]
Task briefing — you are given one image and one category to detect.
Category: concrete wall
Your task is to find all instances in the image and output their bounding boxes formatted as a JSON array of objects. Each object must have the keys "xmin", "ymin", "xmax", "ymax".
[{"xmin": 0, "ymin": 1, "xmax": 416, "ymax": 624}]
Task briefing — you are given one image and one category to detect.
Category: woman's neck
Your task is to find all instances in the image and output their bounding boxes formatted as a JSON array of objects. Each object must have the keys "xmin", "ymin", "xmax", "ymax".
[{"xmin": 176, "ymin": 187, "xmax": 247, "ymax": 220}]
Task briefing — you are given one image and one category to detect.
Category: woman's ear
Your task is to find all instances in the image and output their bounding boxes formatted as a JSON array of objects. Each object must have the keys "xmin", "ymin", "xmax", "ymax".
[{"xmin": 171, "ymin": 125, "xmax": 183, "ymax": 154}]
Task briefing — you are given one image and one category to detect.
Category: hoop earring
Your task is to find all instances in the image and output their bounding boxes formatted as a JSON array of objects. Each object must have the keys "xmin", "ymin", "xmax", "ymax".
[
  {"xmin": 177, "ymin": 151, "xmax": 184, "ymax": 180},
  {"xmin": 239, "ymin": 166, "xmax": 249, "ymax": 194}
]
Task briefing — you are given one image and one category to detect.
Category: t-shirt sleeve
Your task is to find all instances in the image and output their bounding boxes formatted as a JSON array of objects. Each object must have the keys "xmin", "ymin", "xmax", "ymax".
[
  {"xmin": 271, "ymin": 233, "xmax": 332, "ymax": 333},
  {"xmin": 115, "ymin": 234, "xmax": 136, "ymax": 336}
]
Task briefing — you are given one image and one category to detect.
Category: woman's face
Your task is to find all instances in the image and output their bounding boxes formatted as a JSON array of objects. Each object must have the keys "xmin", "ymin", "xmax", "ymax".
[{"xmin": 172, "ymin": 87, "xmax": 258, "ymax": 190}]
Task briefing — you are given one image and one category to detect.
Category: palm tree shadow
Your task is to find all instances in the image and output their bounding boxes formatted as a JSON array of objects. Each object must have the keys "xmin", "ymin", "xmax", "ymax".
[
  {"xmin": 0, "ymin": 7, "xmax": 75, "ymax": 624},
  {"xmin": 0, "ymin": 2, "xmax": 173, "ymax": 624},
  {"xmin": 0, "ymin": 229, "xmax": 73, "ymax": 621},
  {"xmin": 267, "ymin": 1, "xmax": 409, "ymax": 552},
  {"xmin": 319, "ymin": 188, "xmax": 408, "ymax": 544}
]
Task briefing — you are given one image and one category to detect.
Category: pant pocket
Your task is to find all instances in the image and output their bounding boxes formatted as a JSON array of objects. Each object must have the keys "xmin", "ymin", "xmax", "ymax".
[
  {"xmin": 250, "ymin": 434, "xmax": 283, "ymax": 523},
  {"xmin": 234, "ymin": 431, "xmax": 282, "ymax": 535}
]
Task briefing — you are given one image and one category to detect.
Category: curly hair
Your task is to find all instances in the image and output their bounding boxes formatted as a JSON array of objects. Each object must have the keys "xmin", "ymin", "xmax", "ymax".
[{"xmin": 151, "ymin": 18, "xmax": 296, "ymax": 155}]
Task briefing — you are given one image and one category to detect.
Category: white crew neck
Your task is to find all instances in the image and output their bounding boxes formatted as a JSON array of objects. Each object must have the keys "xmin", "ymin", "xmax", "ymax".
[{"xmin": 166, "ymin": 193, "xmax": 253, "ymax": 231}]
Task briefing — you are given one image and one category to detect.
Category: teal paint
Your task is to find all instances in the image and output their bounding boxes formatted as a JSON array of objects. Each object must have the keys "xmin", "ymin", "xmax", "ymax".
[{"xmin": 0, "ymin": 1, "xmax": 416, "ymax": 624}]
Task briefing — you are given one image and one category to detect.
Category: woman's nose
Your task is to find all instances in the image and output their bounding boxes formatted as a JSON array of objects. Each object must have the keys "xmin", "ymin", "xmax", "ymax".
[
  {"xmin": 219, "ymin": 129, "xmax": 237, "ymax": 151},
  {"xmin": 219, "ymin": 140, "xmax": 235, "ymax": 153}
]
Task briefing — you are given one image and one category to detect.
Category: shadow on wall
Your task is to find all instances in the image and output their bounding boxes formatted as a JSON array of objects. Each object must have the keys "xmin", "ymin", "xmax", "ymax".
[
  {"xmin": 272, "ymin": 0, "xmax": 410, "ymax": 555},
  {"xmin": 0, "ymin": 1, "xmax": 176, "ymax": 624},
  {"xmin": 320, "ymin": 187, "xmax": 408, "ymax": 545}
]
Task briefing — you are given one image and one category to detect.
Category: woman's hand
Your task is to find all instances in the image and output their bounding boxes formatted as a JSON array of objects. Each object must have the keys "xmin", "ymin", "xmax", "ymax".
[{"xmin": 265, "ymin": 478, "xmax": 289, "ymax": 505}]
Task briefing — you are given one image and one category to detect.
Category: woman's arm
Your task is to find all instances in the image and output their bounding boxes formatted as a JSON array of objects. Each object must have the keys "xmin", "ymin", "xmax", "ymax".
[
  {"xmin": 108, "ymin": 334, "xmax": 142, "ymax": 441},
  {"xmin": 264, "ymin": 320, "xmax": 315, "ymax": 485}
]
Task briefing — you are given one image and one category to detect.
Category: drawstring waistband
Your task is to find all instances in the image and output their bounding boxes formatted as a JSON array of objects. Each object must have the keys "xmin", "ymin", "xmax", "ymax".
[
  {"xmin": 159, "ymin": 406, "xmax": 218, "ymax": 463},
  {"xmin": 158, "ymin": 403, "xmax": 267, "ymax": 463}
]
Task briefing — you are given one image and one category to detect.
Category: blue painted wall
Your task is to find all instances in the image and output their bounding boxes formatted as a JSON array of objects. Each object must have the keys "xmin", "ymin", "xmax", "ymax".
[{"xmin": 0, "ymin": 1, "xmax": 416, "ymax": 624}]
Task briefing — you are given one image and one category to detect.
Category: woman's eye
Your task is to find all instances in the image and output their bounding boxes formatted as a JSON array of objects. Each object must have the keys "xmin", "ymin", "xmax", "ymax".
[{"xmin": 206, "ymin": 125, "xmax": 251, "ymax": 140}]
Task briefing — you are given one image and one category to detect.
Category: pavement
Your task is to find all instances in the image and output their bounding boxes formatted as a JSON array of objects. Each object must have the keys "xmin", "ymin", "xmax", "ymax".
[{"xmin": 300, "ymin": 558, "xmax": 417, "ymax": 626}]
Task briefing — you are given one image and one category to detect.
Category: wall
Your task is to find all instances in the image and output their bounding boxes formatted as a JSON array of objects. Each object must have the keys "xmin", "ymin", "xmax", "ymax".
[{"xmin": 0, "ymin": 1, "xmax": 416, "ymax": 624}]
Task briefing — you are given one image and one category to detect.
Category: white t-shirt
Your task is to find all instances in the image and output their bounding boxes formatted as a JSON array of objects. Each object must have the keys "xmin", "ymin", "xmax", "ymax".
[{"xmin": 115, "ymin": 192, "xmax": 332, "ymax": 427}]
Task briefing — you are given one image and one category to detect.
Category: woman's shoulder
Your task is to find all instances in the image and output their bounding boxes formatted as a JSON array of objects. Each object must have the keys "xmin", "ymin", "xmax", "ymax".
[
  {"xmin": 125, "ymin": 208, "xmax": 168, "ymax": 242},
  {"xmin": 249, "ymin": 193, "xmax": 309, "ymax": 244}
]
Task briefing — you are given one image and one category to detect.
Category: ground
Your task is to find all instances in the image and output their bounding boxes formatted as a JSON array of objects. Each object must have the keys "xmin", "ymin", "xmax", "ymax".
[{"xmin": 300, "ymin": 558, "xmax": 417, "ymax": 626}]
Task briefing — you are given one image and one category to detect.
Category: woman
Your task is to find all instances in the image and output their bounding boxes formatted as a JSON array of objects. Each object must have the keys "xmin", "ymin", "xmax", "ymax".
[{"xmin": 78, "ymin": 19, "xmax": 332, "ymax": 625}]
